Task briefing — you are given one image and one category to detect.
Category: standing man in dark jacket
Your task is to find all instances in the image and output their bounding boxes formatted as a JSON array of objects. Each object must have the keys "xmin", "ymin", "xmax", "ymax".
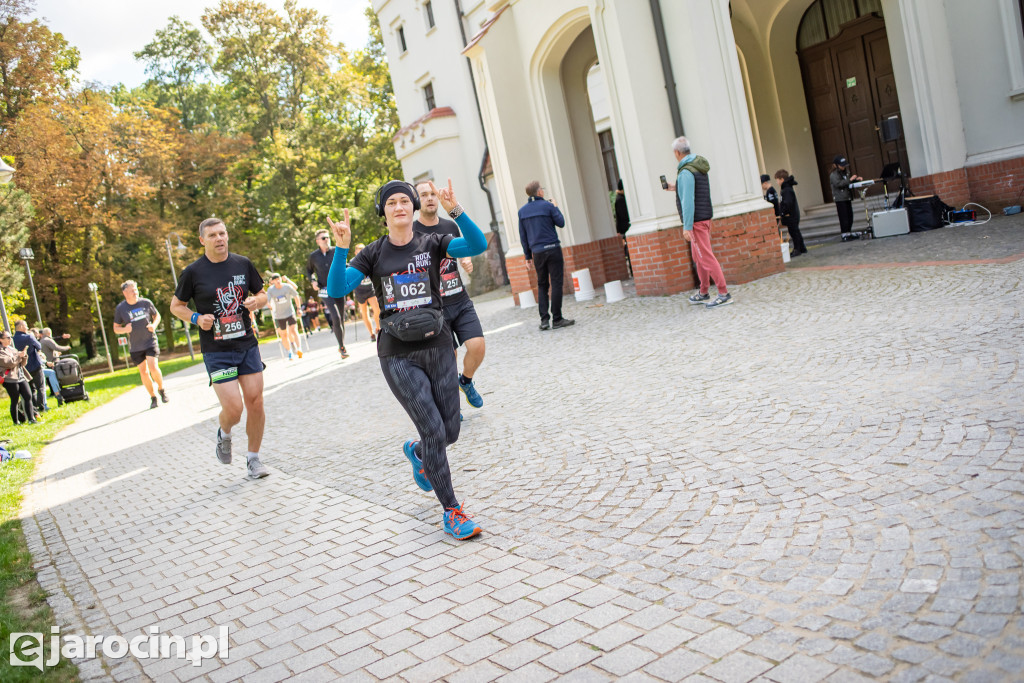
[
  {"xmin": 12, "ymin": 320, "xmax": 46, "ymax": 412},
  {"xmin": 307, "ymin": 229, "xmax": 349, "ymax": 358},
  {"xmin": 775, "ymin": 169, "xmax": 807, "ymax": 255},
  {"xmin": 762, "ymin": 174, "xmax": 780, "ymax": 219},
  {"xmin": 518, "ymin": 181, "xmax": 575, "ymax": 331},
  {"xmin": 829, "ymin": 155, "xmax": 862, "ymax": 239}
]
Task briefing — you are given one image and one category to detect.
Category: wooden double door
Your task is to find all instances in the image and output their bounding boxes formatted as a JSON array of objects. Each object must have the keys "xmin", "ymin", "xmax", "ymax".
[{"xmin": 799, "ymin": 14, "xmax": 907, "ymax": 200}]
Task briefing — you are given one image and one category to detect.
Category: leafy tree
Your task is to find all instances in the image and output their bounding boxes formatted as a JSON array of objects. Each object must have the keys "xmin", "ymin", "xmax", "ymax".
[
  {"xmin": 134, "ymin": 16, "xmax": 216, "ymax": 131},
  {"xmin": 0, "ymin": 0, "xmax": 79, "ymax": 127}
]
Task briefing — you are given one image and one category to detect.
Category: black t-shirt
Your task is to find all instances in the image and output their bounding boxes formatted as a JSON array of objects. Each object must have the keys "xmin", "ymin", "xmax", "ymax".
[
  {"xmin": 174, "ymin": 254, "xmax": 264, "ymax": 354},
  {"xmin": 349, "ymin": 231, "xmax": 454, "ymax": 357},
  {"xmin": 412, "ymin": 218, "xmax": 469, "ymax": 305},
  {"xmin": 113, "ymin": 298, "xmax": 159, "ymax": 352}
]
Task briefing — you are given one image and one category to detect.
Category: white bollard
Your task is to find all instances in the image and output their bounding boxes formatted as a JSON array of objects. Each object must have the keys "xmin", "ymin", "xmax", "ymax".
[
  {"xmin": 604, "ymin": 280, "xmax": 625, "ymax": 303},
  {"xmin": 572, "ymin": 268, "xmax": 595, "ymax": 301},
  {"xmin": 518, "ymin": 289, "xmax": 536, "ymax": 307}
]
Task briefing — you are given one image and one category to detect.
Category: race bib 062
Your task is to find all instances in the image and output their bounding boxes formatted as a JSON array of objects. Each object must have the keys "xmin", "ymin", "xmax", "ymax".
[{"xmin": 381, "ymin": 271, "xmax": 431, "ymax": 311}]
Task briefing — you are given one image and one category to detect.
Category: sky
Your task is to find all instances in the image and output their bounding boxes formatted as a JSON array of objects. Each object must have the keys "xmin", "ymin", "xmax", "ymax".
[{"xmin": 32, "ymin": 0, "xmax": 372, "ymax": 89}]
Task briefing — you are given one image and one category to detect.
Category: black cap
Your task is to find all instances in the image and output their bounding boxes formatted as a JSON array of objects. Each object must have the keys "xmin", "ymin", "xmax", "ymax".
[
  {"xmin": 760, "ymin": 174, "xmax": 771, "ymax": 183},
  {"xmin": 833, "ymin": 155, "xmax": 848, "ymax": 166}
]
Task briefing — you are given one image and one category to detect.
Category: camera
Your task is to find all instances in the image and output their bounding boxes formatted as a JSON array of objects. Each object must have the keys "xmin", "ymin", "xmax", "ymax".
[{"xmin": 659, "ymin": 175, "xmax": 668, "ymax": 189}]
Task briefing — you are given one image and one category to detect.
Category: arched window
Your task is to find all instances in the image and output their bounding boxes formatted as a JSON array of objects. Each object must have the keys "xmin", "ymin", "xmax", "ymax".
[{"xmin": 798, "ymin": 0, "xmax": 884, "ymax": 50}]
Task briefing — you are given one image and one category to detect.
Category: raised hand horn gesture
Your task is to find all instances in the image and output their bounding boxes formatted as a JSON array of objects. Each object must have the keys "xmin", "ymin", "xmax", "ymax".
[
  {"xmin": 431, "ymin": 178, "xmax": 458, "ymax": 214},
  {"xmin": 326, "ymin": 209, "xmax": 351, "ymax": 248}
]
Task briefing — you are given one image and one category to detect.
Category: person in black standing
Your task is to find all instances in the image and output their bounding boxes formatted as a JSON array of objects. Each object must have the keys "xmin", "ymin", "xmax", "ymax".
[
  {"xmin": 762, "ymin": 174, "xmax": 780, "ymax": 220},
  {"xmin": 518, "ymin": 181, "xmax": 575, "ymax": 331},
  {"xmin": 775, "ymin": 169, "xmax": 807, "ymax": 256},
  {"xmin": 12, "ymin": 320, "xmax": 46, "ymax": 413},
  {"xmin": 307, "ymin": 229, "xmax": 349, "ymax": 359},
  {"xmin": 413, "ymin": 180, "xmax": 485, "ymax": 410},
  {"xmin": 114, "ymin": 280, "xmax": 168, "ymax": 409},
  {"xmin": 829, "ymin": 155, "xmax": 862, "ymax": 240},
  {"xmin": 326, "ymin": 179, "xmax": 488, "ymax": 540},
  {"xmin": 170, "ymin": 217, "xmax": 270, "ymax": 480},
  {"xmin": 614, "ymin": 179, "xmax": 633, "ymax": 277}
]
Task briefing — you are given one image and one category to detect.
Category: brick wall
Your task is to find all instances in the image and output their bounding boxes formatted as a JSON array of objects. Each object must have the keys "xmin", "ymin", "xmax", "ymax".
[
  {"xmin": 965, "ymin": 156, "xmax": 1024, "ymax": 208},
  {"xmin": 510, "ymin": 209, "xmax": 783, "ymax": 302},
  {"xmin": 909, "ymin": 156, "xmax": 1024, "ymax": 209},
  {"xmin": 626, "ymin": 208, "xmax": 784, "ymax": 296},
  {"xmin": 508, "ymin": 236, "xmax": 630, "ymax": 304},
  {"xmin": 908, "ymin": 168, "xmax": 970, "ymax": 206}
]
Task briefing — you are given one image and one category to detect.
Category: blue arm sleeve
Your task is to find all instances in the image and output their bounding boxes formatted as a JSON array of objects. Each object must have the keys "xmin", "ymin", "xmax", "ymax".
[
  {"xmin": 678, "ymin": 170, "xmax": 695, "ymax": 231},
  {"xmin": 326, "ymin": 247, "xmax": 368, "ymax": 298},
  {"xmin": 446, "ymin": 213, "xmax": 488, "ymax": 257}
]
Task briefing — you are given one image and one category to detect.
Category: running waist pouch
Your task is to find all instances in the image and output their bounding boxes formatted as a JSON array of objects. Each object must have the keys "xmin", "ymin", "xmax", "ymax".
[{"xmin": 382, "ymin": 307, "xmax": 444, "ymax": 342}]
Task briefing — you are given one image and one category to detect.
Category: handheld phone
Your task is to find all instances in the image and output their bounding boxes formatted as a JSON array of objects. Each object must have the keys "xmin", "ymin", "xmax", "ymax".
[{"xmin": 659, "ymin": 175, "xmax": 668, "ymax": 189}]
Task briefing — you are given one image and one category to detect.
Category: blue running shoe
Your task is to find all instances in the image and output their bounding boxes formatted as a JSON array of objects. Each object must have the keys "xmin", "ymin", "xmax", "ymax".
[
  {"xmin": 444, "ymin": 504, "xmax": 481, "ymax": 540},
  {"xmin": 403, "ymin": 440, "xmax": 432, "ymax": 492},
  {"xmin": 460, "ymin": 378, "xmax": 483, "ymax": 408}
]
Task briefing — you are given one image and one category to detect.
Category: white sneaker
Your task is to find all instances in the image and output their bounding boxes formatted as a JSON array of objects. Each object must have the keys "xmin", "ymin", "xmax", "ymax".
[{"xmin": 247, "ymin": 456, "xmax": 269, "ymax": 479}]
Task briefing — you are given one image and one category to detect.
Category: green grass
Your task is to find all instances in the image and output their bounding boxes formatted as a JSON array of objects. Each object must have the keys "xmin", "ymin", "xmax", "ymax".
[{"xmin": 0, "ymin": 354, "xmax": 203, "ymax": 680}]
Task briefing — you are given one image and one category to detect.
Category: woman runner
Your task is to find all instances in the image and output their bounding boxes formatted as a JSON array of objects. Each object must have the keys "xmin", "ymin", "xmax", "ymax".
[
  {"xmin": 351, "ymin": 243, "xmax": 382, "ymax": 341},
  {"xmin": 326, "ymin": 179, "xmax": 487, "ymax": 540}
]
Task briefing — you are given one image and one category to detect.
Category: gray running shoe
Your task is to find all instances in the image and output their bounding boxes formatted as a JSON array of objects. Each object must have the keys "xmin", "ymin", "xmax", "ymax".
[
  {"xmin": 705, "ymin": 293, "xmax": 734, "ymax": 308},
  {"xmin": 216, "ymin": 428, "xmax": 232, "ymax": 464},
  {"xmin": 247, "ymin": 456, "xmax": 270, "ymax": 479},
  {"xmin": 688, "ymin": 292, "xmax": 711, "ymax": 304}
]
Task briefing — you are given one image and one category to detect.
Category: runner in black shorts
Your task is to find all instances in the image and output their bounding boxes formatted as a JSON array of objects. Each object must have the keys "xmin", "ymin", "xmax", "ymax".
[
  {"xmin": 414, "ymin": 181, "xmax": 485, "ymax": 409},
  {"xmin": 113, "ymin": 280, "xmax": 168, "ymax": 410},
  {"xmin": 351, "ymin": 244, "xmax": 381, "ymax": 341},
  {"xmin": 170, "ymin": 217, "xmax": 270, "ymax": 480},
  {"xmin": 326, "ymin": 179, "xmax": 488, "ymax": 540}
]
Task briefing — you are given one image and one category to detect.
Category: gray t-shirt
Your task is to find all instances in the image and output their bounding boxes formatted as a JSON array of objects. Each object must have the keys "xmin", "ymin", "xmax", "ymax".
[
  {"xmin": 267, "ymin": 283, "xmax": 299, "ymax": 319},
  {"xmin": 113, "ymin": 298, "xmax": 159, "ymax": 353}
]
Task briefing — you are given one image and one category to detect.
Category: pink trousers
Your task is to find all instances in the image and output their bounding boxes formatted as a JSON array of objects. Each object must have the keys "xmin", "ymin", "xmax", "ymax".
[{"xmin": 690, "ymin": 220, "xmax": 728, "ymax": 295}]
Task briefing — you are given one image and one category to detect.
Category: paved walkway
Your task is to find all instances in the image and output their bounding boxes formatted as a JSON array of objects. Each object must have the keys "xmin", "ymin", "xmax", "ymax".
[{"xmin": 23, "ymin": 215, "xmax": 1024, "ymax": 682}]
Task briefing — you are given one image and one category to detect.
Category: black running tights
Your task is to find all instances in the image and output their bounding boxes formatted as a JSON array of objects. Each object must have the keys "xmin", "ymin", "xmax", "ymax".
[{"xmin": 380, "ymin": 345, "xmax": 461, "ymax": 510}]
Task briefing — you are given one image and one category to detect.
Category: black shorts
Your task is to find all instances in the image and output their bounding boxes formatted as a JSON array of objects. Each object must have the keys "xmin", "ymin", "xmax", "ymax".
[
  {"xmin": 203, "ymin": 345, "xmax": 266, "ymax": 385},
  {"xmin": 130, "ymin": 346, "xmax": 159, "ymax": 366},
  {"xmin": 442, "ymin": 297, "xmax": 483, "ymax": 348},
  {"xmin": 354, "ymin": 285, "xmax": 376, "ymax": 305},
  {"xmin": 274, "ymin": 316, "xmax": 296, "ymax": 330}
]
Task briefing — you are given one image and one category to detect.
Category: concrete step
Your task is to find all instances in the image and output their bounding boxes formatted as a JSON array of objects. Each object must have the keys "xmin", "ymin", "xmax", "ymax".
[{"xmin": 789, "ymin": 203, "xmax": 871, "ymax": 241}]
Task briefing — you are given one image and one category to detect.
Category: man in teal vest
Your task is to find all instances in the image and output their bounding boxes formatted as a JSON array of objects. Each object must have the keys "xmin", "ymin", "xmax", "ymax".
[{"xmin": 670, "ymin": 136, "xmax": 732, "ymax": 308}]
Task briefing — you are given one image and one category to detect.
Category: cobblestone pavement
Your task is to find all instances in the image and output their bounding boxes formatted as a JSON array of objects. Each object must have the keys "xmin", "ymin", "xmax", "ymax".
[
  {"xmin": 796, "ymin": 212, "xmax": 1024, "ymax": 268},
  {"xmin": 23, "ymin": 225, "xmax": 1024, "ymax": 682}
]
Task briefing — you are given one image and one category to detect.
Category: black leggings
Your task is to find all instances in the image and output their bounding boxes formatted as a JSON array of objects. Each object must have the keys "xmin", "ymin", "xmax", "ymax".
[
  {"xmin": 380, "ymin": 345, "xmax": 461, "ymax": 510},
  {"xmin": 321, "ymin": 296, "xmax": 346, "ymax": 350},
  {"xmin": 4, "ymin": 380, "xmax": 33, "ymax": 424}
]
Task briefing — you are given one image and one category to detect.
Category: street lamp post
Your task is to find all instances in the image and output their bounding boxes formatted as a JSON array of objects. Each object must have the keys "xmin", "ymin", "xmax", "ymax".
[
  {"xmin": 165, "ymin": 233, "xmax": 195, "ymax": 360},
  {"xmin": 88, "ymin": 282, "xmax": 115, "ymax": 374},
  {"xmin": 19, "ymin": 247, "xmax": 42, "ymax": 327},
  {"xmin": 0, "ymin": 287, "xmax": 10, "ymax": 335}
]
